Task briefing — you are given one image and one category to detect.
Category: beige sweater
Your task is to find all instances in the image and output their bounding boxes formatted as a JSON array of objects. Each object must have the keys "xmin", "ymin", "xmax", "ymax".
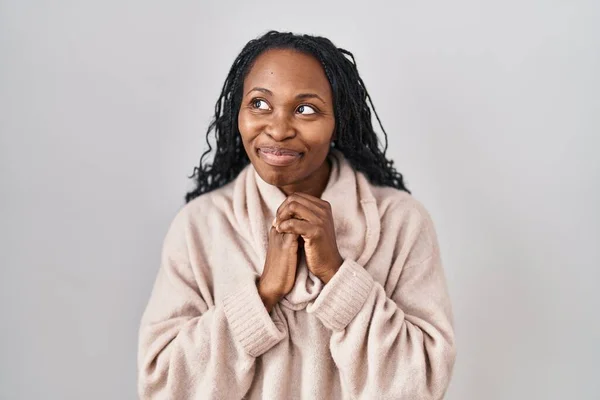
[{"xmin": 137, "ymin": 149, "xmax": 456, "ymax": 399}]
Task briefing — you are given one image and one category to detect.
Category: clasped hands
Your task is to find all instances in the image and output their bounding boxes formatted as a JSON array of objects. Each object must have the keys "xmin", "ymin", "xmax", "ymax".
[{"xmin": 257, "ymin": 192, "xmax": 344, "ymax": 312}]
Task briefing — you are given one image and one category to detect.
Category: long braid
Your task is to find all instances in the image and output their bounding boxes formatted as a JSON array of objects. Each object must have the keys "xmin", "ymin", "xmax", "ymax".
[{"xmin": 186, "ymin": 31, "xmax": 409, "ymax": 203}]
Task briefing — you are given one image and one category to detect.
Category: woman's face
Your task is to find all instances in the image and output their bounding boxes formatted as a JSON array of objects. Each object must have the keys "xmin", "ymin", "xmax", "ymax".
[{"xmin": 238, "ymin": 48, "xmax": 335, "ymax": 195}]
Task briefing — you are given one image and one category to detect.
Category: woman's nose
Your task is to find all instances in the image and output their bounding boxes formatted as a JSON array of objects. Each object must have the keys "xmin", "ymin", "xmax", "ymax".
[{"xmin": 265, "ymin": 113, "xmax": 296, "ymax": 141}]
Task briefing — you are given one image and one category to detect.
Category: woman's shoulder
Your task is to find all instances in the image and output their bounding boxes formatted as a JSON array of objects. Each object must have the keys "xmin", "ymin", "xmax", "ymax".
[
  {"xmin": 185, "ymin": 180, "xmax": 235, "ymax": 213},
  {"xmin": 160, "ymin": 181, "xmax": 237, "ymax": 252},
  {"xmin": 368, "ymin": 184, "xmax": 439, "ymax": 250},
  {"xmin": 369, "ymin": 185, "xmax": 440, "ymax": 260},
  {"xmin": 370, "ymin": 185, "xmax": 432, "ymax": 222},
  {"xmin": 178, "ymin": 180, "xmax": 237, "ymax": 225},
  {"xmin": 166, "ymin": 179, "xmax": 233, "ymax": 228}
]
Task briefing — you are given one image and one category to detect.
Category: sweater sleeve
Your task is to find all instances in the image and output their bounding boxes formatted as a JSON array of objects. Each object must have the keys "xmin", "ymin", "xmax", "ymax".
[
  {"xmin": 137, "ymin": 211, "xmax": 287, "ymax": 399},
  {"xmin": 306, "ymin": 210, "xmax": 456, "ymax": 400}
]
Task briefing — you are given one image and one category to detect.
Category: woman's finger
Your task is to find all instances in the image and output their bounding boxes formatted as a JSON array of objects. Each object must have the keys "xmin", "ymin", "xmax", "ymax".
[
  {"xmin": 276, "ymin": 218, "xmax": 316, "ymax": 238},
  {"xmin": 276, "ymin": 193, "xmax": 325, "ymax": 222},
  {"xmin": 277, "ymin": 200, "xmax": 319, "ymax": 226},
  {"xmin": 289, "ymin": 192, "xmax": 330, "ymax": 210}
]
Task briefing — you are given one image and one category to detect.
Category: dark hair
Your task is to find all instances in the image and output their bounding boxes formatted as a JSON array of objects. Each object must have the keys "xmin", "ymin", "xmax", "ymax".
[{"xmin": 185, "ymin": 30, "xmax": 409, "ymax": 203}]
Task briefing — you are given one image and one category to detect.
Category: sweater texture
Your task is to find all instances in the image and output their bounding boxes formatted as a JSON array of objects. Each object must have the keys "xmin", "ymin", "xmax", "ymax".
[{"xmin": 137, "ymin": 149, "xmax": 456, "ymax": 399}]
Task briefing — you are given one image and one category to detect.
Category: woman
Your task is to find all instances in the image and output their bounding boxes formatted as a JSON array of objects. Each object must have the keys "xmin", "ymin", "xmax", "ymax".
[{"xmin": 137, "ymin": 31, "xmax": 456, "ymax": 399}]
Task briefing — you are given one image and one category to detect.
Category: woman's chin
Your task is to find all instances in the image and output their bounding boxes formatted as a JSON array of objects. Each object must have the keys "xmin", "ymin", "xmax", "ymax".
[{"xmin": 257, "ymin": 168, "xmax": 295, "ymax": 187}]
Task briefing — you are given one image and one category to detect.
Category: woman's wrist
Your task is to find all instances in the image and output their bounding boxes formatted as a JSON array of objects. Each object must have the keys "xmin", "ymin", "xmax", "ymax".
[
  {"xmin": 256, "ymin": 282, "xmax": 280, "ymax": 313},
  {"xmin": 318, "ymin": 256, "xmax": 343, "ymax": 284}
]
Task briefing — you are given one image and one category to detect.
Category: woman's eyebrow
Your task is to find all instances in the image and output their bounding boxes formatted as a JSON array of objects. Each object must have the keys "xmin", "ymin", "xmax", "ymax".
[
  {"xmin": 246, "ymin": 87, "xmax": 273, "ymax": 96},
  {"xmin": 295, "ymin": 93, "xmax": 326, "ymax": 104}
]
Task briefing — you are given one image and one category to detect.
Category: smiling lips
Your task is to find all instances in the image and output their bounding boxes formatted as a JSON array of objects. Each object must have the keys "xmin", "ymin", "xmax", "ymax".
[{"xmin": 257, "ymin": 147, "xmax": 303, "ymax": 166}]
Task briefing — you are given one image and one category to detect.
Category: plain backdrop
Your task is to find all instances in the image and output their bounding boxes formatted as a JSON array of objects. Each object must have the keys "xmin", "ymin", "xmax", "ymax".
[{"xmin": 1, "ymin": 1, "xmax": 599, "ymax": 399}]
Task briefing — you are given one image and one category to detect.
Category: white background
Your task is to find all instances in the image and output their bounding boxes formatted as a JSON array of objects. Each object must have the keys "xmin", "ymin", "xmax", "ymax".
[{"xmin": 1, "ymin": 1, "xmax": 599, "ymax": 398}]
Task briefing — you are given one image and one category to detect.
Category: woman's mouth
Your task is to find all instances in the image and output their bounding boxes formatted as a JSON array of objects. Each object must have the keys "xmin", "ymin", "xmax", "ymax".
[{"xmin": 257, "ymin": 148, "xmax": 303, "ymax": 167}]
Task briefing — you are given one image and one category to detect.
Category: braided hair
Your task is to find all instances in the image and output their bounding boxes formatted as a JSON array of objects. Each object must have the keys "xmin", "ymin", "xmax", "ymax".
[{"xmin": 185, "ymin": 30, "xmax": 409, "ymax": 203}]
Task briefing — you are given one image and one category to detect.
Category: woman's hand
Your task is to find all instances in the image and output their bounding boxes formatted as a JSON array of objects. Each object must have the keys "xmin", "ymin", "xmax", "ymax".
[
  {"xmin": 257, "ymin": 225, "xmax": 300, "ymax": 312},
  {"xmin": 274, "ymin": 192, "xmax": 343, "ymax": 284}
]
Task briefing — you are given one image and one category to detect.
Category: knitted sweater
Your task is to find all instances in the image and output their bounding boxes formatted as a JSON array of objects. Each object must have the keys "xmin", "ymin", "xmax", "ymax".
[{"xmin": 137, "ymin": 149, "xmax": 456, "ymax": 399}]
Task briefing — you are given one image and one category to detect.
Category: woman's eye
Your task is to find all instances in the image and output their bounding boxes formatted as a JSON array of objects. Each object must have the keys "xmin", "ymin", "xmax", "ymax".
[
  {"xmin": 297, "ymin": 105, "xmax": 316, "ymax": 115},
  {"xmin": 252, "ymin": 99, "xmax": 270, "ymax": 110}
]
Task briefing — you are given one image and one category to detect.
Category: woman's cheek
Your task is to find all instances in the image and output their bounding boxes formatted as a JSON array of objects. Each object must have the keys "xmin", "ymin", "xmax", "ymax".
[
  {"xmin": 302, "ymin": 119, "xmax": 335, "ymax": 144},
  {"xmin": 238, "ymin": 111, "xmax": 264, "ymax": 139}
]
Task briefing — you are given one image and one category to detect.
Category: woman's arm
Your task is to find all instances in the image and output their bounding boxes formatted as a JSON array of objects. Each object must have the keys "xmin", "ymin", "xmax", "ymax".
[
  {"xmin": 306, "ymin": 211, "xmax": 456, "ymax": 400},
  {"xmin": 137, "ymin": 213, "xmax": 286, "ymax": 399}
]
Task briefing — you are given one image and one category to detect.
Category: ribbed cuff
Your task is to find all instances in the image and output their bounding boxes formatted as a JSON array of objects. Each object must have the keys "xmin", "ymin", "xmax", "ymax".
[
  {"xmin": 307, "ymin": 259, "xmax": 374, "ymax": 331},
  {"xmin": 223, "ymin": 283, "xmax": 286, "ymax": 357}
]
